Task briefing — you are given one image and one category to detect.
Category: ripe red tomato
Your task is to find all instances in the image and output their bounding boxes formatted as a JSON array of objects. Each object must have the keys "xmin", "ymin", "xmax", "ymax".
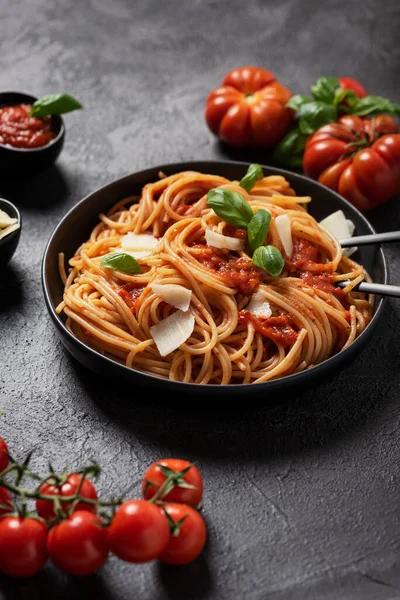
[
  {"xmin": 338, "ymin": 77, "xmax": 368, "ymax": 99},
  {"xmin": 142, "ymin": 459, "xmax": 203, "ymax": 507},
  {"xmin": 303, "ymin": 114, "xmax": 400, "ymax": 211},
  {"xmin": 0, "ymin": 487, "xmax": 12, "ymax": 515},
  {"xmin": 205, "ymin": 66, "xmax": 294, "ymax": 147},
  {"xmin": 108, "ymin": 499, "xmax": 170, "ymax": 563},
  {"xmin": 36, "ymin": 473, "xmax": 98, "ymax": 520},
  {"xmin": 0, "ymin": 437, "xmax": 9, "ymax": 472},
  {"xmin": 47, "ymin": 511, "xmax": 108, "ymax": 576},
  {"xmin": 159, "ymin": 503, "xmax": 207, "ymax": 565},
  {"xmin": 0, "ymin": 517, "xmax": 47, "ymax": 577}
]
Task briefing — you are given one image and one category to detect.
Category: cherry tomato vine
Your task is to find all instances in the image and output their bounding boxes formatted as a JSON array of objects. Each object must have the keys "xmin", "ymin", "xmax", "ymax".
[{"xmin": 0, "ymin": 435, "xmax": 206, "ymax": 577}]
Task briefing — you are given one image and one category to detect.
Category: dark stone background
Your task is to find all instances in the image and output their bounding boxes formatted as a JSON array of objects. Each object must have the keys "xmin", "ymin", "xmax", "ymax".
[{"xmin": 1, "ymin": 0, "xmax": 400, "ymax": 598}]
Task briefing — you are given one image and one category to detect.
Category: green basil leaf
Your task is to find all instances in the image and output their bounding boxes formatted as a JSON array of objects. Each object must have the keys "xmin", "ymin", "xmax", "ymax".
[
  {"xmin": 29, "ymin": 93, "xmax": 83, "ymax": 117},
  {"xmin": 333, "ymin": 88, "xmax": 359, "ymax": 109},
  {"xmin": 206, "ymin": 188, "xmax": 253, "ymax": 229},
  {"xmin": 349, "ymin": 95, "xmax": 400, "ymax": 116},
  {"xmin": 286, "ymin": 94, "xmax": 312, "ymax": 112},
  {"xmin": 247, "ymin": 210, "xmax": 271, "ymax": 253},
  {"xmin": 252, "ymin": 245, "xmax": 285, "ymax": 277},
  {"xmin": 310, "ymin": 77, "xmax": 340, "ymax": 103},
  {"xmin": 298, "ymin": 101, "xmax": 337, "ymax": 135},
  {"xmin": 239, "ymin": 163, "xmax": 264, "ymax": 192},
  {"xmin": 100, "ymin": 252, "xmax": 141, "ymax": 274},
  {"xmin": 272, "ymin": 129, "xmax": 308, "ymax": 167}
]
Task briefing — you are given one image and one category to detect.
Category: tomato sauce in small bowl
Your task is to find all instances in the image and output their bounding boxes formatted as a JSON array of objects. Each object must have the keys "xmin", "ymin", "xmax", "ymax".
[
  {"xmin": 0, "ymin": 91, "xmax": 65, "ymax": 173},
  {"xmin": 0, "ymin": 104, "xmax": 56, "ymax": 149}
]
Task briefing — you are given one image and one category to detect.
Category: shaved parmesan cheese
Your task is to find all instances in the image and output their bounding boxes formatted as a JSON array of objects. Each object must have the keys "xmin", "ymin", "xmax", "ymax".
[
  {"xmin": 275, "ymin": 214, "xmax": 293, "ymax": 257},
  {"xmin": 121, "ymin": 232, "xmax": 159, "ymax": 251},
  {"xmin": 150, "ymin": 283, "xmax": 192, "ymax": 311},
  {"xmin": 0, "ymin": 223, "xmax": 20, "ymax": 241},
  {"xmin": 247, "ymin": 289, "xmax": 272, "ymax": 318},
  {"xmin": 150, "ymin": 310, "xmax": 195, "ymax": 356},
  {"xmin": 0, "ymin": 209, "xmax": 17, "ymax": 228},
  {"xmin": 319, "ymin": 210, "xmax": 357, "ymax": 257},
  {"xmin": 123, "ymin": 250, "xmax": 152, "ymax": 260},
  {"xmin": 205, "ymin": 229, "xmax": 244, "ymax": 251}
]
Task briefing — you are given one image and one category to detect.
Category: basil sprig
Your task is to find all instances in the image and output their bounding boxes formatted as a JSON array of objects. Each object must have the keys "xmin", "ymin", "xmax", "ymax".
[
  {"xmin": 252, "ymin": 246, "xmax": 285, "ymax": 277},
  {"xmin": 273, "ymin": 76, "xmax": 400, "ymax": 167},
  {"xmin": 206, "ymin": 188, "xmax": 253, "ymax": 229},
  {"xmin": 100, "ymin": 252, "xmax": 141, "ymax": 274},
  {"xmin": 239, "ymin": 163, "xmax": 264, "ymax": 192},
  {"xmin": 206, "ymin": 187, "xmax": 284, "ymax": 277},
  {"xmin": 29, "ymin": 93, "xmax": 83, "ymax": 118},
  {"xmin": 247, "ymin": 209, "xmax": 271, "ymax": 253}
]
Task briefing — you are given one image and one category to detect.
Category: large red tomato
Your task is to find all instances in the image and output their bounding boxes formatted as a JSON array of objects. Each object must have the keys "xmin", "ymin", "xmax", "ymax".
[
  {"xmin": 205, "ymin": 66, "xmax": 294, "ymax": 147},
  {"xmin": 338, "ymin": 77, "xmax": 368, "ymax": 99},
  {"xmin": 303, "ymin": 115, "xmax": 400, "ymax": 211}
]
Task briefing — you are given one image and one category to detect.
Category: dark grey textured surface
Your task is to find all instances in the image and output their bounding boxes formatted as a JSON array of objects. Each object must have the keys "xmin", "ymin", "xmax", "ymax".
[{"xmin": 1, "ymin": 0, "xmax": 400, "ymax": 598}]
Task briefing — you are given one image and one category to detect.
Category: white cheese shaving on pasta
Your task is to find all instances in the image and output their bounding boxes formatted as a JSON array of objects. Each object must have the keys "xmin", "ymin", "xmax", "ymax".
[
  {"xmin": 205, "ymin": 229, "xmax": 244, "ymax": 251},
  {"xmin": 150, "ymin": 283, "xmax": 192, "ymax": 311},
  {"xmin": 247, "ymin": 289, "xmax": 272, "ymax": 318},
  {"xmin": 275, "ymin": 214, "xmax": 293, "ymax": 257},
  {"xmin": 150, "ymin": 310, "xmax": 195, "ymax": 357},
  {"xmin": 319, "ymin": 210, "xmax": 357, "ymax": 257},
  {"xmin": 0, "ymin": 223, "xmax": 20, "ymax": 241},
  {"xmin": 121, "ymin": 232, "xmax": 159, "ymax": 258}
]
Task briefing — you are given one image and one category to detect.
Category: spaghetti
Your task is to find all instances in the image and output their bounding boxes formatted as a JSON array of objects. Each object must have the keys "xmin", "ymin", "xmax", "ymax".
[{"xmin": 57, "ymin": 170, "xmax": 373, "ymax": 385}]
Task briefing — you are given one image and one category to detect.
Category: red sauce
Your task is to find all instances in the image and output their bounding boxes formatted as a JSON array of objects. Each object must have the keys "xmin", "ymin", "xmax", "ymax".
[
  {"xmin": 223, "ymin": 225, "xmax": 247, "ymax": 240},
  {"xmin": 0, "ymin": 104, "xmax": 56, "ymax": 149},
  {"xmin": 239, "ymin": 311, "xmax": 298, "ymax": 347},
  {"xmin": 299, "ymin": 271, "xmax": 337, "ymax": 295},
  {"xmin": 287, "ymin": 238, "xmax": 333, "ymax": 274},
  {"xmin": 116, "ymin": 283, "xmax": 146, "ymax": 314},
  {"xmin": 195, "ymin": 247, "xmax": 263, "ymax": 295},
  {"xmin": 175, "ymin": 205, "xmax": 192, "ymax": 215}
]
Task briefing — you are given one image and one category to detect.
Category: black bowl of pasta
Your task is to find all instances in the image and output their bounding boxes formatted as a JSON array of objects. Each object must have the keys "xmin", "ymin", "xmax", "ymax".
[{"xmin": 42, "ymin": 161, "xmax": 387, "ymax": 397}]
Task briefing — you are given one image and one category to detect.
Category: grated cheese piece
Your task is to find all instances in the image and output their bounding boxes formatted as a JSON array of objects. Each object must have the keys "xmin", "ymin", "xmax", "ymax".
[
  {"xmin": 246, "ymin": 289, "xmax": 272, "ymax": 318},
  {"xmin": 275, "ymin": 214, "xmax": 293, "ymax": 257},
  {"xmin": 150, "ymin": 310, "xmax": 195, "ymax": 357},
  {"xmin": 205, "ymin": 229, "xmax": 244, "ymax": 251},
  {"xmin": 150, "ymin": 283, "xmax": 192, "ymax": 311},
  {"xmin": 319, "ymin": 210, "xmax": 357, "ymax": 257}
]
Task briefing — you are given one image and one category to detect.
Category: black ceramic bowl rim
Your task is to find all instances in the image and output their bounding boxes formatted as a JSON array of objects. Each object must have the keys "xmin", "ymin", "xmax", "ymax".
[
  {"xmin": 42, "ymin": 160, "xmax": 388, "ymax": 395},
  {"xmin": 0, "ymin": 91, "xmax": 65, "ymax": 153},
  {"xmin": 0, "ymin": 198, "xmax": 21, "ymax": 248}
]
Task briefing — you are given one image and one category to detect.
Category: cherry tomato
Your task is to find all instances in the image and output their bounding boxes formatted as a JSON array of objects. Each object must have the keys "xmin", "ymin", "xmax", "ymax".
[
  {"xmin": 47, "ymin": 511, "xmax": 108, "ymax": 576},
  {"xmin": 0, "ymin": 437, "xmax": 9, "ymax": 473},
  {"xmin": 303, "ymin": 115, "xmax": 400, "ymax": 211},
  {"xmin": 142, "ymin": 459, "xmax": 203, "ymax": 508},
  {"xmin": 205, "ymin": 66, "xmax": 294, "ymax": 147},
  {"xmin": 0, "ymin": 487, "xmax": 12, "ymax": 515},
  {"xmin": 0, "ymin": 517, "xmax": 47, "ymax": 577},
  {"xmin": 108, "ymin": 499, "xmax": 170, "ymax": 563},
  {"xmin": 338, "ymin": 77, "xmax": 368, "ymax": 99},
  {"xmin": 159, "ymin": 503, "xmax": 207, "ymax": 565},
  {"xmin": 36, "ymin": 473, "xmax": 98, "ymax": 520}
]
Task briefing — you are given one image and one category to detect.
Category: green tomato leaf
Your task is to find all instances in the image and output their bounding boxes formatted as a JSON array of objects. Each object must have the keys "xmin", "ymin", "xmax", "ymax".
[
  {"xmin": 29, "ymin": 93, "xmax": 83, "ymax": 117},
  {"xmin": 272, "ymin": 129, "xmax": 308, "ymax": 167},
  {"xmin": 100, "ymin": 252, "xmax": 141, "ymax": 274},
  {"xmin": 252, "ymin": 245, "xmax": 285, "ymax": 277},
  {"xmin": 286, "ymin": 94, "xmax": 312, "ymax": 112},
  {"xmin": 247, "ymin": 209, "xmax": 271, "ymax": 253},
  {"xmin": 310, "ymin": 77, "xmax": 340, "ymax": 103},
  {"xmin": 349, "ymin": 95, "xmax": 400, "ymax": 116},
  {"xmin": 239, "ymin": 163, "xmax": 264, "ymax": 192},
  {"xmin": 298, "ymin": 101, "xmax": 337, "ymax": 135},
  {"xmin": 333, "ymin": 88, "xmax": 359, "ymax": 110},
  {"xmin": 206, "ymin": 188, "xmax": 254, "ymax": 229}
]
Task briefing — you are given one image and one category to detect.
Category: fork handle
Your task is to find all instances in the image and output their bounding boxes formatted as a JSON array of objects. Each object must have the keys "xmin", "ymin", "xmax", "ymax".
[{"xmin": 339, "ymin": 231, "xmax": 400, "ymax": 247}]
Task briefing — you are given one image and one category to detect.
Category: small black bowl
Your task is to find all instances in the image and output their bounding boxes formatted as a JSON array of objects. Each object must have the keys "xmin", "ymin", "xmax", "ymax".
[
  {"xmin": 42, "ymin": 161, "xmax": 388, "ymax": 398},
  {"xmin": 0, "ymin": 91, "xmax": 65, "ymax": 174},
  {"xmin": 0, "ymin": 198, "xmax": 21, "ymax": 267}
]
